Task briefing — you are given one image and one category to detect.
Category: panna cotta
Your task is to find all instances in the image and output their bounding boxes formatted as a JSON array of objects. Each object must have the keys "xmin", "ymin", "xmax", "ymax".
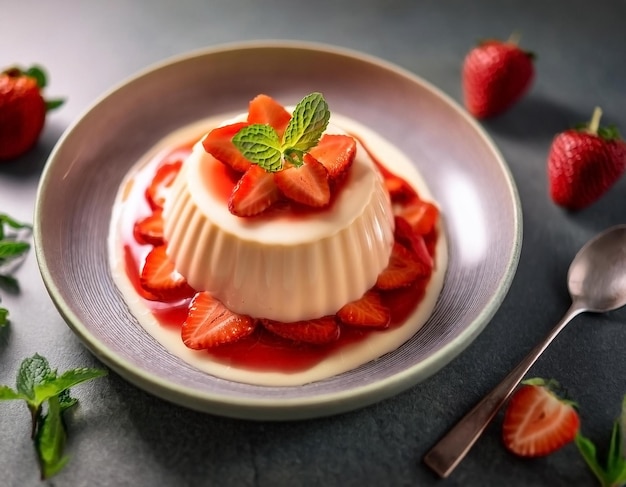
[
  {"xmin": 108, "ymin": 93, "xmax": 447, "ymax": 386},
  {"xmin": 163, "ymin": 121, "xmax": 394, "ymax": 322}
]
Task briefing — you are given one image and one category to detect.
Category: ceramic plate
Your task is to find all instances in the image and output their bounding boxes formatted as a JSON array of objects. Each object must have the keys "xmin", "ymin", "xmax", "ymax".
[{"xmin": 34, "ymin": 41, "xmax": 522, "ymax": 420}]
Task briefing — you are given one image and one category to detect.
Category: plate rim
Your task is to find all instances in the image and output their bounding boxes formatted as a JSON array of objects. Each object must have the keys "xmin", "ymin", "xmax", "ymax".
[{"xmin": 34, "ymin": 39, "xmax": 523, "ymax": 420}]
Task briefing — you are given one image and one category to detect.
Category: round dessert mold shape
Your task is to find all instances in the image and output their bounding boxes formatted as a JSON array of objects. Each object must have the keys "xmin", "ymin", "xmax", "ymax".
[{"xmin": 163, "ymin": 138, "xmax": 396, "ymax": 322}]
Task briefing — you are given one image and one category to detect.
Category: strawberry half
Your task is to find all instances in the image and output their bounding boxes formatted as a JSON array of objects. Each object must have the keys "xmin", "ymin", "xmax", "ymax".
[
  {"xmin": 182, "ymin": 292, "xmax": 257, "ymax": 349},
  {"xmin": 502, "ymin": 379, "xmax": 579, "ymax": 457},
  {"xmin": 228, "ymin": 164, "xmax": 281, "ymax": 217},
  {"xmin": 462, "ymin": 37, "xmax": 534, "ymax": 118},
  {"xmin": 376, "ymin": 242, "xmax": 426, "ymax": 290},
  {"xmin": 145, "ymin": 160, "xmax": 182, "ymax": 210},
  {"xmin": 140, "ymin": 245, "xmax": 195, "ymax": 301},
  {"xmin": 308, "ymin": 134, "xmax": 356, "ymax": 181},
  {"xmin": 274, "ymin": 154, "xmax": 331, "ymax": 207},
  {"xmin": 247, "ymin": 94, "xmax": 291, "ymax": 138},
  {"xmin": 133, "ymin": 210, "xmax": 164, "ymax": 246},
  {"xmin": 548, "ymin": 107, "xmax": 626, "ymax": 210},
  {"xmin": 261, "ymin": 316, "xmax": 340, "ymax": 345},
  {"xmin": 202, "ymin": 122, "xmax": 252, "ymax": 173},
  {"xmin": 337, "ymin": 290, "xmax": 390, "ymax": 329}
]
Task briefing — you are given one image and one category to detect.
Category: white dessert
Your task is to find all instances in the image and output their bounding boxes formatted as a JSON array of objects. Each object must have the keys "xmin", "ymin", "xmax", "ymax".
[
  {"xmin": 163, "ymin": 119, "xmax": 394, "ymax": 322},
  {"xmin": 108, "ymin": 111, "xmax": 448, "ymax": 387}
]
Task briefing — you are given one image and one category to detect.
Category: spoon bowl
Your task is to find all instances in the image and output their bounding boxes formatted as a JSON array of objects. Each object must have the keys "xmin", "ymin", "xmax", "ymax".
[
  {"xmin": 568, "ymin": 224, "xmax": 626, "ymax": 312},
  {"xmin": 424, "ymin": 224, "xmax": 626, "ymax": 478}
]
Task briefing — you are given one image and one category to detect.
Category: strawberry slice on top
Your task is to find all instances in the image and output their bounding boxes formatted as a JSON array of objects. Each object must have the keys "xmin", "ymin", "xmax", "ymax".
[
  {"xmin": 228, "ymin": 164, "xmax": 281, "ymax": 217},
  {"xmin": 247, "ymin": 94, "xmax": 292, "ymax": 138},
  {"xmin": 140, "ymin": 245, "xmax": 196, "ymax": 301},
  {"xmin": 182, "ymin": 292, "xmax": 257, "ymax": 349},
  {"xmin": 308, "ymin": 134, "xmax": 356, "ymax": 181},
  {"xmin": 274, "ymin": 154, "xmax": 331, "ymax": 208},
  {"xmin": 202, "ymin": 121, "xmax": 252, "ymax": 173}
]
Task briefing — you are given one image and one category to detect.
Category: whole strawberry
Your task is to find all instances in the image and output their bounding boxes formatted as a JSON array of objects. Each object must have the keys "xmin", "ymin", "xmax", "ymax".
[
  {"xmin": 0, "ymin": 65, "xmax": 64, "ymax": 160},
  {"xmin": 548, "ymin": 107, "xmax": 626, "ymax": 210},
  {"xmin": 462, "ymin": 35, "xmax": 535, "ymax": 118}
]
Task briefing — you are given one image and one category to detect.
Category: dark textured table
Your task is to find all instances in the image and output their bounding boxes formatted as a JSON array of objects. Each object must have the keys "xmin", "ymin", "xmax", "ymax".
[{"xmin": 2, "ymin": 1, "xmax": 625, "ymax": 486}]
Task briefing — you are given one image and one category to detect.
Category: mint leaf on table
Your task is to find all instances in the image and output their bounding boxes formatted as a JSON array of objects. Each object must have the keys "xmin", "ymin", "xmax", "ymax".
[
  {"xmin": 232, "ymin": 92, "xmax": 330, "ymax": 171},
  {"xmin": 0, "ymin": 213, "xmax": 32, "ymax": 326},
  {"xmin": 575, "ymin": 395, "xmax": 626, "ymax": 487},
  {"xmin": 0, "ymin": 354, "xmax": 107, "ymax": 479}
]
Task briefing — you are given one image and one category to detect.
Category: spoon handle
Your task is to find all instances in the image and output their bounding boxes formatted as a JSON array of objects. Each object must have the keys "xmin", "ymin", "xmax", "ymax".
[{"xmin": 422, "ymin": 303, "xmax": 585, "ymax": 478}]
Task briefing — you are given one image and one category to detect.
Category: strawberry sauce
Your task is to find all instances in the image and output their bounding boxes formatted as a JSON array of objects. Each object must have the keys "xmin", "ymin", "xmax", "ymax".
[{"xmin": 119, "ymin": 132, "xmax": 439, "ymax": 375}]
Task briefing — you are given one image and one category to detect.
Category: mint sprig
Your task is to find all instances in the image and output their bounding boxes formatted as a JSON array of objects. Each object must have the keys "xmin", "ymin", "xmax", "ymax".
[
  {"xmin": 0, "ymin": 354, "xmax": 107, "ymax": 479},
  {"xmin": 232, "ymin": 92, "xmax": 330, "ymax": 172},
  {"xmin": 0, "ymin": 213, "xmax": 32, "ymax": 327},
  {"xmin": 576, "ymin": 395, "xmax": 626, "ymax": 487}
]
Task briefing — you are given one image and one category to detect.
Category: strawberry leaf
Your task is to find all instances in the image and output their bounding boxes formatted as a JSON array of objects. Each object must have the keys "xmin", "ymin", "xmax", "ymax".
[
  {"xmin": 24, "ymin": 65, "xmax": 47, "ymax": 88},
  {"xmin": 282, "ymin": 92, "xmax": 330, "ymax": 153},
  {"xmin": 232, "ymin": 123, "xmax": 282, "ymax": 172}
]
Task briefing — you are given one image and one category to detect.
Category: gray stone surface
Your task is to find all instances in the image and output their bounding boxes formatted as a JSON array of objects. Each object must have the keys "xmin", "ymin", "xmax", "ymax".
[{"xmin": 1, "ymin": 1, "xmax": 625, "ymax": 485}]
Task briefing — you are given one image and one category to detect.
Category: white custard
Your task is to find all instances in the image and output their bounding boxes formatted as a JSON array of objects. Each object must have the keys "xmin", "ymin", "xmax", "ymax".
[
  {"xmin": 108, "ymin": 112, "xmax": 448, "ymax": 387},
  {"xmin": 163, "ymin": 120, "xmax": 394, "ymax": 322}
]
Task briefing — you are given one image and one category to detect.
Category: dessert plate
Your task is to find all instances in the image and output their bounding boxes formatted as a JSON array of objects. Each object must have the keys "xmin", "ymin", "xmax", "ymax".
[{"xmin": 34, "ymin": 41, "xmax": 522, "ymax": 420}]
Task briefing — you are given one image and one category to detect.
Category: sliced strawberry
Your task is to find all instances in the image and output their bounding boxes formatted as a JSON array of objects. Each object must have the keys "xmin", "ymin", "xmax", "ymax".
[
  {"xmin": 145, "ymin": 160, "xmax": 182, "ymax": 210},
  {"xmin": 502, "ymin": 380, "xmax": 580, "ymax": 457},
  {"xmin": 133, "ymin": 210, "xmax": 164, "ymax": 246},
  {"xmin": 376, "ymin": 242, "xmax": 426, "ymax": 290},
  {"xmin": 261, "ymin": 316, "xmax": 340, "ymax": 345},
  {"xmin": 140, "ymin": 245, "xmax": 195, "ymax": 301},
  {"xmin": 384, "ymin": 174, "xmax": 418, "ymax": 204},
  {"xmin": 274, "ymin": 154, "xmax": 330, "ymax": 207},
  {"xmin": 393, "ymin": 216, "xmax": 434, "ymax": 274},
  {"xmin": 202, "ymin": 122, "xmax": 252, "ymax": 173},
  {"xmin": 337, "ymin": 290, "xmax": 390, "ymax": 329},
  {"xmin": 398, "ymin": 199, "xmax": 439, "ymax": 236},
  {"xmin": 228, "ymin": 165, "xmax": 281, "ymax": 217},
  {"xmin": 247, "ymin": 94, "xmax": 291, "ymax": 138},
  {"xmin": 308, "ymin": 134, "xmax": 356, "ymax": 181},
  {"xmin": 181, "ymin": 291, "xmax": 257, "ymax": 349}
]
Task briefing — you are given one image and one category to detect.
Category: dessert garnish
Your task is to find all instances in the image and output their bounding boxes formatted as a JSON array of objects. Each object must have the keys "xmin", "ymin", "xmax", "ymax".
[{"xmin": 202, "ymin": 93, "xmax": 356, "ymax": 216}]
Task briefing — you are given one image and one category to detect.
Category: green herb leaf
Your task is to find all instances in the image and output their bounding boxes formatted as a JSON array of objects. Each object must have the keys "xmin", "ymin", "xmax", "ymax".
[
  {"xmin": 0, "ymin": 274, "xmax": 20, "ymax": 294},
  {"xmin": 232, "ymin": 123, "xmax": 283, "ymax": 172},
  {"xmin": 36, "ymin": 395, "xmax": 70, "ymax": 480},
  {"xmin": 0, "ymin": 307, "xmax": 8, "ymax": 327},
  {"xmin": 0, "ymin": 214, "xmax": 32, "ymax": 232},
  {"xmin": 576, "ymin": 434, "xmax": 610, "ymax": 486},
  {"xmin": 0, "ymin": 241, "xmax": 30, "ymax": 261},
  {"xmin": 282, "ymin": 92, "xmax": 330, "ymax": 153},
  {"xmin": 34, "ymin": 367, "xmax": 108, "ymax": 405},
  {"xmin": 16, "ymin": 354, "xmax": 54, "ymax": 401},
  {"xmin": 0, "ymin": 384, "xmax": 24, "ymax": 400}
]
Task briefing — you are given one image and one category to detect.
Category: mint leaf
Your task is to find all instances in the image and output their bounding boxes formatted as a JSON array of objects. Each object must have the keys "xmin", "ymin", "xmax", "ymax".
[
  {"xmin": 0, "ymin": 354, "xmax": 108, "ymax": 479},
  {"xmin": 232, "ymin": 124, "xmax": 282, "ymax": 172},
  {"xmin": 0, "ymin": 384, "xmax": 25, "ymax": 400},
  {"xmin": 34, "ymin": 367, "xmax": 108, "ymax": 404},
  {"xmin": 282, "ymin": 92, "xmax": 330, "ymax": 153},
  {"xmin": 46, "ymin": 98, "xmax": 65, "ymax": 111},
  {"xmin": 16, "ymin": 354, "xmax": 54, "ymax": 400},
  {"xmin": 36, "ymin": 395, "xmax": 70, "ymax": 480},
  {"xmin": 24, "ymin": 65, "xmax": 47, "ymax": 88},
  {"xmin": 0, "ymin": 241, "xmax": 30, "ymax": 261},
  {"xmin": 0, "ymin": 307, "xmax": 8, "ymax": 327},
  {"xmin": 0, "ymin": 214, "xmax": 32, "ymax": 232},
  {"xmin": 576, "ymin": 434, "xmax": 610, "ymax": 486}
]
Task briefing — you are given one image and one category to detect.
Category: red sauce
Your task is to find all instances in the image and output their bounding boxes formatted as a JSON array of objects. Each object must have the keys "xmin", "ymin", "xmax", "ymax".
[{"xmin": 120, "ymin": 134, "xmax": 438, "ymax": 374}]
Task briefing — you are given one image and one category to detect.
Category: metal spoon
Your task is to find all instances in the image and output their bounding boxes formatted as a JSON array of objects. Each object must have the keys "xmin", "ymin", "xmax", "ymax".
[{"xmin": 423, "ymin": 224, "xmax": 626, "ymax": 478}]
